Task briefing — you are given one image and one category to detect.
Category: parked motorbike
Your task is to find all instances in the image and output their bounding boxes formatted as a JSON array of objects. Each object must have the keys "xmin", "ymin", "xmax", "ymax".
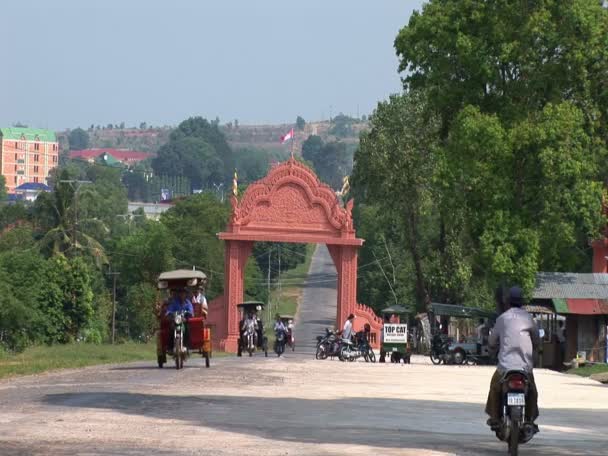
[
  {"xmin": 339, "ymin": 332, "xmax": 376, "ymax": 362},
  {"xmin": 315, "ymin": 329, "xmax": 342, "ymax": 359},
  {"xmin": 430, "ymin": 333, "xmax": 451, "ymax": 364},
  {"xmin": 274, "ymin": 329, "xmax": 287, "ymax": 357},
  {"xmin": 491, "ymin": 371, "xmax": 537, "ymax": 455},
  {"xmin": 171, "ymin": 311, "xmax": 189, "ymax": 370}
]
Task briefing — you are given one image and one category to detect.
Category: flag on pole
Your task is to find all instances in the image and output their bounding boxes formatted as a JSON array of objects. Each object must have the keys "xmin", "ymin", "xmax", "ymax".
[
  {"xmin": 232, "ymin": 170, "xmax": 238, "ymax": 196},
  {"xmin": 280, "ymin": 128, "xmax": 294, "ymax": 144}
]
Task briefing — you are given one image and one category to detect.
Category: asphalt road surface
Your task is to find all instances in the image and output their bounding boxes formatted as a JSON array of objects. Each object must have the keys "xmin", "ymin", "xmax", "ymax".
[
  {"xmin": 294, "ymin": 245, "xmax": 338, "ymax": 354},
  {"xmin": 1, "ymin": 246, "xmax": 607, "ymax": 456}
]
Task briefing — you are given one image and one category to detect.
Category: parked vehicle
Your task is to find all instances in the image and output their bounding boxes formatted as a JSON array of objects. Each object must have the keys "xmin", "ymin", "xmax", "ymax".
[
  {"xmin": 494, "ymin": 370, "xmax": 537, "ymax": 455},
  {"xmin": 379, "ymin": 305, "xmax": 412, "ymax": 364},
  {"xmin": 156, "ymin": 269, "xmax": 212, "ymax": 369},
  {"xmin": 236, "ymin": 301, "xmax": 268, "ymax": 357},
  {"xmin": 430, "ymin": 333, "xmax": 451, "ymax": 365},
  {"xmin": 429, "ymin": 303, "xmax": 497, "ymax": 366},
  {"xmin": 315, "ymin": 328, "xmax": 342, "ymax": 360}
]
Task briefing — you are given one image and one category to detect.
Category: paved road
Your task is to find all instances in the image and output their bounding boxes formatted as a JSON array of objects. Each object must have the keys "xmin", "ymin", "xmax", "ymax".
[
  {"xmin": 1, "ymin": 246, "xmax": 608, "ymax": 455},
  {"xmin": 294, "ymin": 245, "xmax": 338, "ymax": 354}
]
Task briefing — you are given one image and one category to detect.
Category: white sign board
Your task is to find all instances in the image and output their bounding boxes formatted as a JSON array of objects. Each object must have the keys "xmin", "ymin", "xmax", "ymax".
[{"xmin": 384, "ymin": 323, "xmax": 408, "ymax": 344}]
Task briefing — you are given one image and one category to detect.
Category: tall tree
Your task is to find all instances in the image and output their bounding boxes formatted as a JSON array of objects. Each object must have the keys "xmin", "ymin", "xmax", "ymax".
[
  {"xmin": 352, "ymin": 92, "xmax": 441, "ymax": 309},
  {"xmin": 68, "ymin": 128, "xmax": 89, "ymax": 150}
]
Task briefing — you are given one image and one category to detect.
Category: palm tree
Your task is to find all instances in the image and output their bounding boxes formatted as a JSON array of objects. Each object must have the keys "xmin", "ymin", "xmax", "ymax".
[{"xmin": 35, "ymin": 171, "xmax": 108, "ymax": 264}]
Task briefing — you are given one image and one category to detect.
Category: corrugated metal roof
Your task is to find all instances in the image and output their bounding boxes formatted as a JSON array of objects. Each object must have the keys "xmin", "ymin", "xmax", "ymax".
[
  {"xmin": 15, "ymin": 182, "xmax": 51, "ymax": 191},
  {"xmin": 533, "ymin": 272, "xmax": 608, "ymax": 299},
  {"xmin": 0, "ymin": 127, "xmax": 56, "ymax": 142}
]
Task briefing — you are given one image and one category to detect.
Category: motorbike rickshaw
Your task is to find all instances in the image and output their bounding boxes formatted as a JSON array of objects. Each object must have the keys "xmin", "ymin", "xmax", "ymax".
[
  {"xmin": 429, "ymin": 303, "xmax": 497, "ymax": 365},
  {"xmin": 379, "ymin": 305, "xmax": 413, "ymax": 363},
  {"xmin": 156, "ymin": 269, "xmax": 212, "ymax": 369},
  {"xmin": 237, "ymin": 301, "xmax": 268, "ymax": 357},
  {"xmin": 280, "ymin": 314, "xmax": 295, "ymax": 352}
]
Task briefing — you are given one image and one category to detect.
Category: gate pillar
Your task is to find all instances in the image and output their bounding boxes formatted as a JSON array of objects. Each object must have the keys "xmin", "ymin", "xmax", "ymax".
[
  {"xmin": 221, "ymin": 239, "xmax": 253, "ymax": 352},
  {"xmin": 328, "ymin": 245, "xmax": 358, "ymax": 327}
]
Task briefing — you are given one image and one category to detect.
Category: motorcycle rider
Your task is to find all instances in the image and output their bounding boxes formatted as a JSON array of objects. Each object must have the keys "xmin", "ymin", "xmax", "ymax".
[
  {"xmin": 242, "ymin": 310, "xmax": 259, "ymax": 348},
  {"xmin": 165, "ymin": 288, "xmax": 194, "ymax": 352},
  {"xmin": 486, "ymin": 286, "xmax": 540, "ymax": 433},
  {"xmin": 274, "ymin": 314, "xmax": 287, "ymax": 351},
  {"xmin": 274, "ymin": 314, "xmax": 287, "ymax": 333}
]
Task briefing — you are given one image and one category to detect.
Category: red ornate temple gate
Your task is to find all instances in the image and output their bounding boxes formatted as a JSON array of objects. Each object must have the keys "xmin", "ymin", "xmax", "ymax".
[{"xmin": 216, "ymin": 158, "xmax": 367, "ymax": 352}]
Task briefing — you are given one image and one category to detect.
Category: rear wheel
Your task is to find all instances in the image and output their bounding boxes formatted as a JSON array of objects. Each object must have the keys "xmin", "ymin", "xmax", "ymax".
[
  {"xmin": 368, "ymin": 349, "xmax": 376, "ymax": 363},
  {"xmin": 316, "ymin": 345, "xmax": 328, "ymax": 360},
  {"xmin": 509, "ymin": 420, "xmax": 520, "ymax": 456},
  {"xmin": 453, "ymin": 349, "xmax": 466, "ymax": 365},
  {"xmin": 430, "ymin": 352, "xmax": 442, "ymax": 365}
]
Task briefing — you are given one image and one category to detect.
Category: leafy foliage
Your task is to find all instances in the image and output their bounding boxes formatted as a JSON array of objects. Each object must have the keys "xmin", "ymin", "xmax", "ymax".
[
  {"xmin": 302, "ymin": 135, "xmax": 352, "ymax": 189},
  {"xmin": 68, "ymin": 128, "xmax": 90, "ymax": 150}
]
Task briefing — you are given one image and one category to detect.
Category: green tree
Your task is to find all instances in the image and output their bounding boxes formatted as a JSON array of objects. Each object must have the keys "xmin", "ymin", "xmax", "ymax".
[
  {"xmin": 0, "ymin": 175, "xmax": 7, "ymax": 201},
  {"xmin": 352, "ymin": 92, "xmax": 440, "ymax": 309},
  {"xmin": 296, "ymin": 116, "xmax": 306, "ymax": 131},
  {"xmin": 68, "ymin": 128, "xmax": 90, "ymax": 150},
  {"xmin": 152, "ymin": 137, "xmax": 223, "ymax": 189}
]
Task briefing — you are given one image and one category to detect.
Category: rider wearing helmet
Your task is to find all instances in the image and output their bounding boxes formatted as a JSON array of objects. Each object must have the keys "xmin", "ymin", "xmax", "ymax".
[{"xmin": 486, "ymin": 286, "xmax": 540, "ymax": 432}]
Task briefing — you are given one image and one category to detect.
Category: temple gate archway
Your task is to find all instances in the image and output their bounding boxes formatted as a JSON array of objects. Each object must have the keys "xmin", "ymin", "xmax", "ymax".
[{"xmin": 216, "ymin": 158, "xmax": 366, "ymax": 352}]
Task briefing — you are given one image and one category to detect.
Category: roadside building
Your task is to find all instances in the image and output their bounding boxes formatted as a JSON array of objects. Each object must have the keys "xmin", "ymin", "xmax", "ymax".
[
  {"xmin": 13, "ymin": 182, "xmax": 51, "ymax": 202},
  {"xmin": 69, "ymin": 148, "xmax": 152, "ymax": 166},
  {"xmin": 0, "ymin": 127, "xmax": 59, "ymax": 193},
  {"xmin": 531, "ymin": 272, "xmax": 608, "ymax": 365}
]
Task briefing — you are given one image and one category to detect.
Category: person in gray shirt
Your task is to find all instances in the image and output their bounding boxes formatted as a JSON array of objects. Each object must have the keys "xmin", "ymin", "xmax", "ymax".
[{"xmin": 486, "ymin": 286, "xmax": 540, "ymax": 431}]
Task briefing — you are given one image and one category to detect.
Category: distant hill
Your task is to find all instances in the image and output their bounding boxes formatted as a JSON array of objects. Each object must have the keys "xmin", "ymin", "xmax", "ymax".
[
  {"xmin": 222, "ymin": 120, "xmax": 368, "ymax": 155},
  {"xmin": 59, "ymin": 119, "xmax": 368, "ymax": 157}
]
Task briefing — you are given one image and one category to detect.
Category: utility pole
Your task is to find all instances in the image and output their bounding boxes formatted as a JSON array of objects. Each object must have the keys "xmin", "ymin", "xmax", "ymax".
[
  {"xmin": 60, "ymin": 179, "xmax": 92, "ymax": 253},
  {"xmin": 267, "ymin": 249, "xmax": 271, "ymax": 323},
  {"xmin": 106, "ymin": 267, "xmax": 120, "ymax": 344}
]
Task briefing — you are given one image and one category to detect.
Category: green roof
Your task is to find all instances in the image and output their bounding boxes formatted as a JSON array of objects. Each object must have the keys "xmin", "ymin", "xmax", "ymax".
[{"xmin": 0, "ymin": 127, "xmax": 56, "ymax": 142}]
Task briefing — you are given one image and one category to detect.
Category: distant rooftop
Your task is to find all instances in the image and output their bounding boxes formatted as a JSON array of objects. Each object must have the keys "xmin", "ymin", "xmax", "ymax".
[
  {"xmin": 533, "ymin": 272, "xmax": 608, "ymax": 300},
  {"xmin": 0, "ymin": 127, "xmax": 56, "ymax": 142},
  {"xmin": 70, "ymin": 148, "xmax": 153, "ymax": 162},
  {"xmin": 15, "ymin": 182, "xmax": 51, "ymax": 192}
]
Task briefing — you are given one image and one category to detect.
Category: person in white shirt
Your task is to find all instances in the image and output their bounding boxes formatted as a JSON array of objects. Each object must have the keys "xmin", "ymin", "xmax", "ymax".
[{"xmin": 342, "ymin": 313, "xmax": 355, "ymax": 341}]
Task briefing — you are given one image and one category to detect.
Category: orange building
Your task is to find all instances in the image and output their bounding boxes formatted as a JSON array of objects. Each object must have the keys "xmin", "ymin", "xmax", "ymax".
[{"xmin": 0, "ymin": 127, "xmax": 59, "ymax": 193}]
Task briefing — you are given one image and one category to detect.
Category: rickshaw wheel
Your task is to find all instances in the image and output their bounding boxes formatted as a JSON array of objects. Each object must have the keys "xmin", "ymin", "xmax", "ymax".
[{"xmin": 368, "ymin": 350, "xmax": 376, "ymax": 363}]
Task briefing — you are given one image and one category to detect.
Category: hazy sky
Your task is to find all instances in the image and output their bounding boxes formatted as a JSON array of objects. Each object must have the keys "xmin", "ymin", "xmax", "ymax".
[{"xmin": 1, "ymin": 0, "xmax": 424, "ymax": 130}]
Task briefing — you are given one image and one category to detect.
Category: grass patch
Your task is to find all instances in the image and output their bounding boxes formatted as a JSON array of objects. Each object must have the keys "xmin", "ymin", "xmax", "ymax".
[
  {"xmin": 0, "ymin": 342, "xmax": 156, "ymax": 380},
  {"xmin": 269, "ymin": 244, "xmax": 316, "ymax": 318},
  {"xmin": 567, "ymin": 363, "xmax": 608, "ymax": 378},
  {"xmin": 263, "ymin": 244, "xmax": 316, "ymax": 339}
]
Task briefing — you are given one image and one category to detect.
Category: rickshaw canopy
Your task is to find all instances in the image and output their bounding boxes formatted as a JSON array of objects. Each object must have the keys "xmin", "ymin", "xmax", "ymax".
[
  {"xmin": 157, "ymin": 269, "xmax": 207, "ymax": 289},
  {"xmin": 236, "ymin": 301, "xmax": 265, "ymax": 311},
  {"xmin": 280, "ymin": 314, "xmax": 294, "ymax": 321},
  {"xmin": 430, "ymin": 302, "xmax": 496, "ymax": 320},
  {"xmin": 380, "ymin": 305, "xmax": 413, "ymax": 316}
]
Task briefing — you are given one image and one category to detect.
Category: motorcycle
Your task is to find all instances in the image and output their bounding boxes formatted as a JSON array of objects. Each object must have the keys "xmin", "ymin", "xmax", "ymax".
[
  {"xmin": 171, "ymin": 311, "xmax": 189, "ymax": 370},
  {"xmin": 274, "ymin": 329, "xmax": 287, "ymax": 357},
  {"xmin": 315, "ymin": 329, "xmax": 342, "ymax": 360},
  {"xmin": 495, "ymin": 370, "xmax": 537, "ymax": 455},
  {"xmin": 340, "ymin": 331, "xmax": 376, "ymax": 362},
  {"xmin": 243, "ymin": 324, "xmax": 257, "ymax": 357},
  {"xmin": 430, "ymin": 333, "xmax": 451, "ymax": 364}
]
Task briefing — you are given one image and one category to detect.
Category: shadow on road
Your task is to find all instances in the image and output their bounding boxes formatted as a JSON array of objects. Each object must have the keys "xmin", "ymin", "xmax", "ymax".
[{"xmin": 41, "ymin": 392, "xmax": 608, "ymax": 455}]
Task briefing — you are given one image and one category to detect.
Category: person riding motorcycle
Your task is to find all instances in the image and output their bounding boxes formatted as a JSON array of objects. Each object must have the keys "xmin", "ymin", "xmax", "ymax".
[
  {"xmin": 486, "ymin": 286, "xmax": 540, "ymax": 433},
  {"xmin": 165, "ymin": 288, "xmax": 193, "ymax": 352},
  {"xmin": 241, "ymin": 310, "xmax": 259, "ymax": 347}
]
